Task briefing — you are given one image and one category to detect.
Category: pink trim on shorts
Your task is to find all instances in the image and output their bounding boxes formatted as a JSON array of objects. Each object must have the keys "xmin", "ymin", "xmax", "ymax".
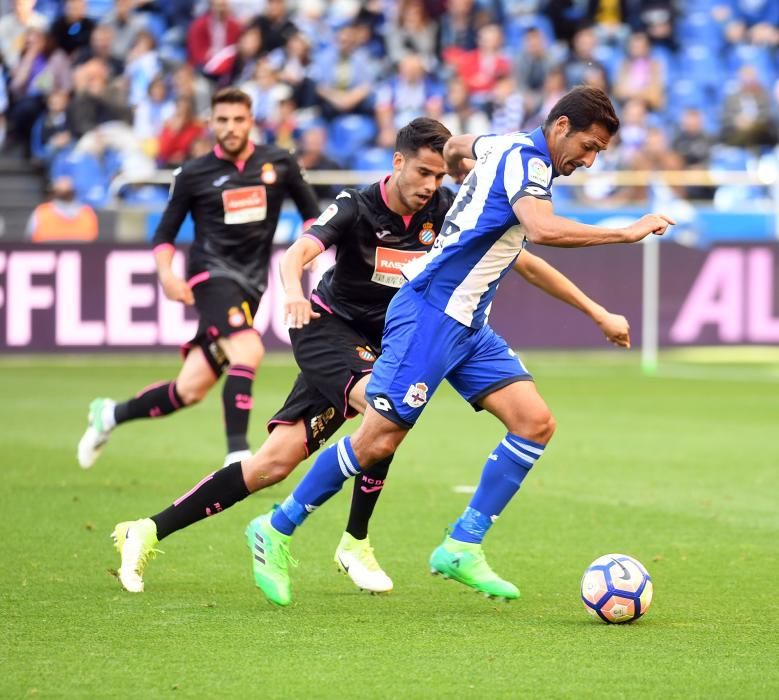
[
  {"xmin": 173, "ymin": 472, "xmax": 215, "ymax": 507},
  {"xmin": 311, "ymin": 293, "xmax": 333, "ymax": 314},
  {"xmin": 153, "ymin": 243, "xmax": 175, "ymax": 255},
  {"xmin": 302, "ymin": 218, "xmax": 317, "ymax": 231},
  {"xmin": 302, "ymin": 233, "xmax": 326, "ymax": 252},
  {"xmin": 343, "ymin": 374, "xmax": 357, "ymax": 419},
  {"xmin": 188, "ymin": 271, "xmax": 211, "ymax": 288},
  {"xmin": 168, "ymin": 382, "xmax": 181, "ymax": 409},
  {"xmin": 136, "ymin": 380, "xmax": 167, "ymax": 398}
]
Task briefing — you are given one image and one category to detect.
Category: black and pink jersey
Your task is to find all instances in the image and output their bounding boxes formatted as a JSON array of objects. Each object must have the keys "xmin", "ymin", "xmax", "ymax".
[
  {"xmin": 305, "ymin": 177, "xmax": 456, "ymax": 346},
  {"xmin": 153, "ymin": 143, "xmax": 320, "ymax": 294}
]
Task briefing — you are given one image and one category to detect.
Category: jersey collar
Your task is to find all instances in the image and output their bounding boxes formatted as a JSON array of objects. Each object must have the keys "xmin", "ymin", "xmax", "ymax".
[
  {"xmin": 529, "ymin": 127, "xmax": 558, "ymax": 179},
  {"xmin": 214, "ymin": 141, "xmax": 256, "ymax": 173}
]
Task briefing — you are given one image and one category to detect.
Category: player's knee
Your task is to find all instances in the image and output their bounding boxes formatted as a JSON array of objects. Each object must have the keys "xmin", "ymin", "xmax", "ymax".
[
  {"xmin": 530, "ymin": 409, "xmax": 556, "ymax": 444},
  {"xmin": 176, "ymin": 383, "xmax": 208, "ymax": 406},
  {"xmin": 243, "ymin": 453, "xmax": 297, "ymax": 492},
  {"xmin": 355, "ymin": 433, "xmax": 398, "ymax": 466}
]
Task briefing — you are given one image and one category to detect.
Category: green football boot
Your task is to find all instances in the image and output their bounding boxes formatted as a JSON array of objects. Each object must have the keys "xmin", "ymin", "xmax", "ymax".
[
  {"xmin": 429, "ymin": 536, "xmax": 520, "ymax": 601},
  {"xmin": 245, "ymin": 513, "xmax": 297, "ymax": 606},
  {"xmin": 77, "ymin": 398, "xmax": 116, "ymax": 468}
]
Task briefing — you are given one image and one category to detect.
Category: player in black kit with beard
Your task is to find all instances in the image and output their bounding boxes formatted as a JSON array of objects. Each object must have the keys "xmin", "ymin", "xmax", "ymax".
[
  {"xmin": 112, "ymin": 118, "xmax": 633, "ymax": 595},
  {"xmin": 78, "ymin": 88, "xmax": 320, "ymax": 472}
]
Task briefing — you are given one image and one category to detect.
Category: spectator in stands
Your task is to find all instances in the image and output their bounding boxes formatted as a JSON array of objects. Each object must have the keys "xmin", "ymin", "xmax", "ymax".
[
  {"xmin": 311, "ymin": 23, "xmax": 379, "ymax": 120},
  {"xmin": 26, "ymin": 174, "xmax": 98, "ymax": 242},
  {"xmin": 633, "ymin": 0, "xmax": 676, "ymax": 50},
  {"xmin": 68, "ymin": 58, "xmax": 129, "ymax": 138},
  {"xmin": 721, "ymin": 64, "xmax": 777, "ymax": 148},
  {"xmin": 125, "ymin": 30, "xmax": 162, "ymax": 107},
  {"xmin": 443, "ymin": 24, "xmax": 511, "ymax": 106},
  {"xmin": 375, "ymin": 52, "xmax": 444, "ymax": 146},
  {"xmin": 50, "ymin": 0, "xmax": 95, "ymax": 56},
  {"xmin": 223, "ymin": 25, "xmax": 265, "ymax": 87},
  {"xmin": 30, "ymin": 87, "xmax": 74, "ymax": 163},
  {"xmin": 241, "ymin": 57, "xmax": 288, "ymax": 131},
  {"xmin": 189, "ymin": 131, "xmax": 215, "ymax": 159},
  {"xmin": 672, "ymin": 106, "xmax": 715, "ymax": 201},
  {"xmin": 296, "ymin": 123, "xmax": 342, "ymax": 198},
  {"xmin": 7, "ymin": 26, "xmax": 72, "ymax": 154},
  {"xmin": 249, "ymin": 0, "xmax": 298, "ymax": 54},
  {"xmin": 0, "ymin": 62, "xmax": 9, "ymax": 149},
  {"xmin": 72, "ymin": 23, "xmax": 124, "ymax": 80},
  {"xmin": 715, "ymin": 0, "xmax": 779, "ymax": 47},
  {"xmin": 385, "ymin": 0, "xmax": 438, "ymax": 70},
  {"xmin": 512, "ymin": 26, "xmax": 555, "ymax": 97},
  {"xmin": 617, "ymin": 97, "xmax": 650, "ymax": 159},
  {"xmin": 563, "ymin": 25, "xmax": 607, "ymax": 89},
  {"xmin": 187, "ymin": 0, "xmax": 242, "ymax": 81},
  {"xmin": 438, "ymin": 0, "xmax": 493, "ymax": 52},
  {"xmin": 488, "ymin": 75, "xmax": 525, "ymax": 135},
  {"xmin": 0, "ymin": 0, "xmax": 49, "ymax": 69},
  {"xmin": 436, "ymin": 75, "xmax": 490, "ymax": 137},
  {"xmin": 291, "ymin": 0, "xmax": 331, "ymax": 51},
  {"xmin": 171, "ymin": 62, "xmax": 212, "ymax": 119},
  {"xmin": 623, "ymin": 126, "xmax": 685, "ymax": 202},
  {"xmin": 133, "ymin": 74, "xmax": 175, "ymax": 143},
  {"xmin": 613, "ymin": 31, "xmax": 665, "ymax": 112},
  {"xmin": 521, "ymin": 65, "xmax": 566, "ymax": 131},
  {"xmin": 156, "ymin": 96, "xmax": 205, "ymax": 167},
  {"xmin": 586, "ymin": 0, "xmax": 630, "ymax": 45},
  {"xmin": 101, "ymin": 0, "xmax": 148, "ymax": 61},
  {"xmin": 268, "ymin": 31, "xmax": 317, "ymax": 110}
]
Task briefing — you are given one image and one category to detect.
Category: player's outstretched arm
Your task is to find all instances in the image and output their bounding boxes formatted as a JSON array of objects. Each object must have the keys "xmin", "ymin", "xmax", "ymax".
[
  {"xmin": 515, "ymin": 196, "xmax": 675, "ymax": 247},
  {"xmin": 513, "ymin": 251, "xmax": 630, "ymax": 348},
  {"xmin": 280, "ymin": 235, "xmax": 323, "ymax": 329}
]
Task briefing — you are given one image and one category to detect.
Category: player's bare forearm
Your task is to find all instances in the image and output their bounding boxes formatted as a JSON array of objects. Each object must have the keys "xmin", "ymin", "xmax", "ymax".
[
  {"xmin": 280, "ymin": 236, "xmax": 323, "ymax": 328},
  {"xmin": 515, "ymin": 197, "xmax": 675, "ymax": 247},
  {"xmin": 443, "ymin": 134, "xmax": 478, "ymax": 171},
  {"xmin": 513, "ymin": 252, "xmax": 630, "ymax": 348},
  {"xmin": 154, "ymin": 245, "xmax": 193, "ymax": 305}
]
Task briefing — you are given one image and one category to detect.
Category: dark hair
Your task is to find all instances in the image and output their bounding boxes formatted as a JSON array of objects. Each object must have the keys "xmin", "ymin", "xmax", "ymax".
[
  {"xmin": 211, "ymin": 87, "xmax": 253, "ymax": 110},
  {"xmin": 394, "ymin": 117, "xmax": 451, "ymax": 156},
  {"xmin": 543, "ymin": 86, "xmax": 619, "ymax": 136}
]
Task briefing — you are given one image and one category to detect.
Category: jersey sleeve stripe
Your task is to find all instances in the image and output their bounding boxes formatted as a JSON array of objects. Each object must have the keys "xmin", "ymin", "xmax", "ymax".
[{"xmin": 302, "ymin": 232, "xmax": 326, "ymax": 252}]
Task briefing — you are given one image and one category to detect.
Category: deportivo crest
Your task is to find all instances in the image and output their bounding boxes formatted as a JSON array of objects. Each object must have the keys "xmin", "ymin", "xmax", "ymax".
[
  {"xmin": 356, "ymin": 346, "xmax": 377, "ymax": 362},
  {"xmin": 527, "ymin": 157, "xmax": 550, "ymax": 187},
  {"xmin": 419, "ymin": 222, "xmax": 436, "ymax": 245},
  {"xmin": 227, "ymin": 306, "xmax": 245, "ymax": 327},
  {"xmin": 261, "ymin": 162, "xmax": 277, "ymax": 184},
  {"xmin": 403, "ymin": 382, "xmax": 428, "ymax": 408}
]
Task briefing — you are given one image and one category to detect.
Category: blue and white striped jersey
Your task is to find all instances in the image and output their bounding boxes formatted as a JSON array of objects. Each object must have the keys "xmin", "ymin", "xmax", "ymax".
[{"xmin": 403, "ymin": 127, "xmax": 557, "ymax": 329}]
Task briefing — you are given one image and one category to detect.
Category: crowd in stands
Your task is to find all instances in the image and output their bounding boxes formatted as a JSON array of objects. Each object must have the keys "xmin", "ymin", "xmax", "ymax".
[{"xmin": 0, "ymin": 0, "xmax": 778, "ymax": 214}]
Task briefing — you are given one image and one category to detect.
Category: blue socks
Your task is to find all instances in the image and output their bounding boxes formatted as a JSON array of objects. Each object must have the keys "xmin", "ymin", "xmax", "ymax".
[
  {"xmin": 451, "ymin": 433, "xmax": 545, "ymax": 544},
  {"xmin": 271, "ymin": 436, "xmax": 362, "ymax": 535}
]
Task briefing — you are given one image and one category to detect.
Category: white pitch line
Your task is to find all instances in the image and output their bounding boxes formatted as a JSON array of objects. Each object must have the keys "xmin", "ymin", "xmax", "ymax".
[{"xmin": 452, "ymin": 485, "xmax": 477, "ymax": 494}]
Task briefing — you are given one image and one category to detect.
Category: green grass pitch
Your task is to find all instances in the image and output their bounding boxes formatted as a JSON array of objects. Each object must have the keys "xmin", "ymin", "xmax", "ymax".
[{"xmin": 2, "ymin": 353, "xmax": 778, "ymax": 698}]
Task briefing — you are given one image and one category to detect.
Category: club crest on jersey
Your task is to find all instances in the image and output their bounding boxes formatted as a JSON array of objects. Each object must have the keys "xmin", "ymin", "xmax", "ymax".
[
  {"xmin": 261, "ymin": 163, "xmax": 277, "ymax": 184},
  {"xmin": 227, "ymin": 306, "xmax": 245, "ymax": 327},
  {"xmin": 418, "ymin": 222, "xmax": 436, "ymax": 245},
  {"xmin": 356, "ymin": 346, "xmax": 377, "ymax": 362},
  {"xmin": 403, "ymin": 382, "xmax": 428, "ymax": 408}
]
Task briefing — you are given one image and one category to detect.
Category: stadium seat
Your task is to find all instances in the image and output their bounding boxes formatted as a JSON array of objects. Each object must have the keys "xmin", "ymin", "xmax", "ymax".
[
  {"xmin": 352, "ymin": 147, "xmax": 394, "ymax": 172},
  {"xmin": 327, "ymin": 115, "xmax": 377, "ymax": 165}
]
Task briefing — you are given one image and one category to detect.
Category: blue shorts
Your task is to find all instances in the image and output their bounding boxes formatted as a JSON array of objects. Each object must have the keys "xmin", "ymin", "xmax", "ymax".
[{"xmin": 365, "ymin": 285, "xmax": 532, "ymax": 427}]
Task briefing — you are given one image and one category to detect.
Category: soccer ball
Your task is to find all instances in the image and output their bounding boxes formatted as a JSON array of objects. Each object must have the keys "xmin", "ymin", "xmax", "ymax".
[{"xmin": 580, "ymin": 553, "xmax": 653, "ymax": 624}]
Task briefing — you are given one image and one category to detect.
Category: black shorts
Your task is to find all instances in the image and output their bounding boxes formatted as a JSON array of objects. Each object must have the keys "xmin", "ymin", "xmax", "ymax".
[
  {"xmin": 181, "ymin": 277, "xmax": 262, "ymax": 376},
  {"xmin": 268, "ymin": 303, "xmax": 380, "ymax": 455}
]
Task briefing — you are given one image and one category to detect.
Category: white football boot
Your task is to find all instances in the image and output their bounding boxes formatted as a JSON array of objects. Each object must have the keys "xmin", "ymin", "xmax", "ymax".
[{"xmin": 335, "ymin": 532, "xmax": 393, "ymax": 593}]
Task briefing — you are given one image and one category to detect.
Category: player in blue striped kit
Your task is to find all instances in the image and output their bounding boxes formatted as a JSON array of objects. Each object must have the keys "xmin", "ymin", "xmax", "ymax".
[{"xmin": 247, "ymin": 86, "xmax": 675, "ymax": 605}]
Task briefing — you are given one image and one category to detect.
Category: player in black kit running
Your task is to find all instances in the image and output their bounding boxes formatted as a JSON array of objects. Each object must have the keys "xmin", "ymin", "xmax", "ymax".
[
  {"xmin": 111, "ymin": 118, "xmax": 632, "ymax": 595},
  {"xmin": 78, "ymin": 88, "xmax": 321, "ymax": 471}
]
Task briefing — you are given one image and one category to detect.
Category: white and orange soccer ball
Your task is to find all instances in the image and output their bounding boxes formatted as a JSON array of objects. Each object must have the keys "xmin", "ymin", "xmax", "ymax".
[{"xmin": 580, "ymin": 553, "xmax": 653, "ymax": 624}]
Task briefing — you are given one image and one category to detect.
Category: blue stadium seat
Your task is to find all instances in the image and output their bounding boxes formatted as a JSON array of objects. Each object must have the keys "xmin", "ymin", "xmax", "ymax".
[
  {"xmin": 327, "ymin": 115, "xmax": 377, "ymax": 165},
  {"xmin": 352, "ymin": 147, "xmax": 394, "ymax": 172}
]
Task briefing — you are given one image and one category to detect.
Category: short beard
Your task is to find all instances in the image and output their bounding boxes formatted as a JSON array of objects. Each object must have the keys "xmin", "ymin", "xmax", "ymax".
[{"xmin": 217, "ymin": 134, "xmax": 249, "ymax": 157}]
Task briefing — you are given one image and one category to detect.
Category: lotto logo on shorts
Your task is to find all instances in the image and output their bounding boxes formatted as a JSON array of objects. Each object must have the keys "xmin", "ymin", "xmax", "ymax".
[
  {"xmin": 222, "ymin": 185, "xmax": 267, "ymax": 224},
  {"xmin": 372, "ymin": 247, "xmax": 426, "ymax": 288},
  {"xmin": 403, "ymin": 382, "xmax": 428, "ymax": 408}
]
